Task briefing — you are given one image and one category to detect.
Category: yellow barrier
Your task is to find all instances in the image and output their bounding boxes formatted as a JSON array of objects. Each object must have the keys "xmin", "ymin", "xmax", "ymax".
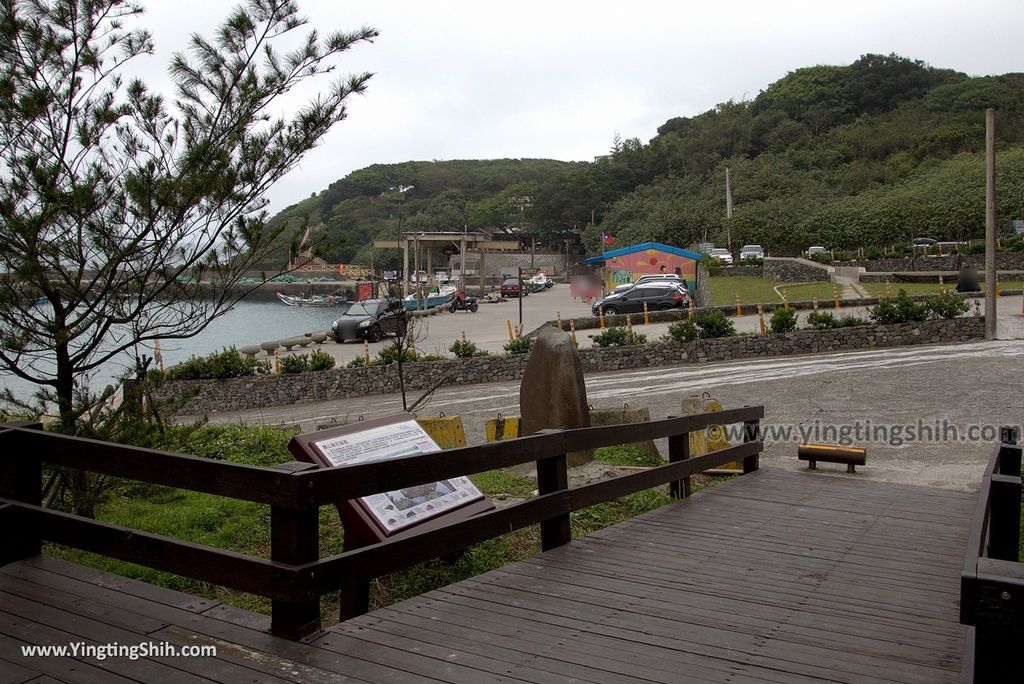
[
  {"xmin": 485, "ymin": 415, "xmax": 521, "ymax": 442},
  {"xmin": 415, "ymin": 415, "xmax": 467, "ymax": 449},
  {"xmin": 681, "ymin": 394, "xmax": 740, "ymax": 473}
]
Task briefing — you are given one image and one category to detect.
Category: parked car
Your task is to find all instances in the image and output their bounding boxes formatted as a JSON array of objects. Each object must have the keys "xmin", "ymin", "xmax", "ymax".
[
  {"xmin": 912, "ymin": 237, "xmax": 937, "ymax": 247},
  {"xmin": 331, "ymin": 298, "xmax": 406, "ymax": 342},
  {"xmin": 382, "ymin": 270, "xmax": 399, "ymax": 282},
  {"xmin": 610, "ymin": 274, "xmax": 688, "ymax": 296},
  {"xmin": 709, "ymin": 248, "xmax": 733, "ymax": 265},
  {"xmin": 740, "ymin": 245, "xmax": 764, "ymax": 261},
  {"xmin": 806, "ymin": 246, "xmax": 828, "ymax": 257},
  {"xmin": 500, "ymin": 277, "xmax": 528, "ymax": 297},
  {"xmin": 591, "ymin": 283, "xmax": 689, "ymax": 316}
]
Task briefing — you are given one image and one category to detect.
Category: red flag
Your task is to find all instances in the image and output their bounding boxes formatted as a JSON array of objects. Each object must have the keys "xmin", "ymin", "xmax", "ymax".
[{"xmin": 602, "ymin": 234, "xmax": 615, "ymax": 245}]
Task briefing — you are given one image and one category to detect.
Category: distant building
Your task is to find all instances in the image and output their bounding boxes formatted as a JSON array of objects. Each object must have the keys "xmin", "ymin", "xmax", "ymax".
[{"xmin": 583, "ymin": 241, "xmax": 701, "ymax": 293}]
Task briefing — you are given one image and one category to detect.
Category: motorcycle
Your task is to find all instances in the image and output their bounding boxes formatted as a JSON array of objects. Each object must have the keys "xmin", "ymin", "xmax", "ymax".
[{"xmin": 449, "ymin": 293, "xmax": 479, "ymax": 313}]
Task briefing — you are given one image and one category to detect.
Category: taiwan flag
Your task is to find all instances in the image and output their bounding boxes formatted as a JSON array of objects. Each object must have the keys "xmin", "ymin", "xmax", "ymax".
[{"xmin": 602, "ymin": 234, "xmax": 615, "ymax": 245}]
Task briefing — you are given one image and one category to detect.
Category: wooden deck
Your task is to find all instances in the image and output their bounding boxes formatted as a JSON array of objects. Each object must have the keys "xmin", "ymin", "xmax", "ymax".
[{"xmin": 0, "ymin": 470, "xmax": 975, "ymax": 683}]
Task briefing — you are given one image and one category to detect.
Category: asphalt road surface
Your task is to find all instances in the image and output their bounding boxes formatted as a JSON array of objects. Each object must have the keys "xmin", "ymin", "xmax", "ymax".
[{"xmin": 200, "ymin": 335, "xmax": 1024, "ymax": 492}]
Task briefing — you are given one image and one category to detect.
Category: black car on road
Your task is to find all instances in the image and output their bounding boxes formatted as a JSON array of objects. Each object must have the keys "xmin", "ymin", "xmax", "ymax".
[
  {"xmin": 591, "ymin": 282, "xmax": 689, "ymax": 316},
  {"xmin": 331, "ymin": 298, "xmax": 407, "ymax": 342}
]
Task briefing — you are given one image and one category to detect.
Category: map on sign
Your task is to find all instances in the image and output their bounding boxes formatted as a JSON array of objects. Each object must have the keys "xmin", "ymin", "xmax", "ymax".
[{"xmin": 310, "ymin": 418, "xmax": 484, "ymax": 535}]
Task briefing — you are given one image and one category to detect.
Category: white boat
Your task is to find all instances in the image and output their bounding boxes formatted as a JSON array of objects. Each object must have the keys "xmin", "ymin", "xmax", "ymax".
[{"xmin": 275, "ymin": 292, "xmax": 347, "ymax": 307}]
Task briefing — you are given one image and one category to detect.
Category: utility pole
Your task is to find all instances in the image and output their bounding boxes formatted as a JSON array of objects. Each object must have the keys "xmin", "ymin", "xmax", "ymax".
[
  {"xmin": 985, "ymin": 108, "xmax": 997, "ymax": 340},
  {"xmin": 725, "ymin": 167, "xmax": 734, "ymax": 252}
]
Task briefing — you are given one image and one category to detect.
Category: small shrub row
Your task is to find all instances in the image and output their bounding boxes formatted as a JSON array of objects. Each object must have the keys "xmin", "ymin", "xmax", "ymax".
[
  {"xmin": 164, "ymin": 348, "xmax": 270, "ymax": 381},
  {"xmin": 869, "ymin": 289, "xmax": 969, "ymax": 324},
  {"xmin": 449, "ymin": 339, "xmax": 489, "ymax": 358},
  {"xmin": 503, "ymin": 336, "xmax": 534, "ymax": 354},
  {"xmin": 805, "ymin": 311, "xmax": 870, "ymax": 329},
  {"xmin": 279, "ymin": 350, "xmax": 336, "ymax": 374},
  {"xmin": 590, "ymin": 327, "xmax": 648, "ymax": 347},
  {"xmin": 665, "ymin": 310, "xmax": 737, "ymax": 342}
]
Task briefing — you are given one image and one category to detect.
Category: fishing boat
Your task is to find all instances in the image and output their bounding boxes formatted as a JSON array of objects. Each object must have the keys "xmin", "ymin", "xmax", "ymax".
[
  {"xmin": 275, "ymin": 292, "xmax": 347, "ymax": 307},
  {"xmin": 402, "ymin": 285, "xmax": 456, "ymax": 311}
]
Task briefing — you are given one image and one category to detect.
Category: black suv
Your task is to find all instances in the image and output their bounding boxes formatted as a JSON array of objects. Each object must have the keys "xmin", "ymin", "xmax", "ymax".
[
  {"xmin": 331, "ymin": 298, "xmax": 407, "ymax": 342},
  {"xmin": 591, "ymin": 283, "xmax": 688, "ymax": 316}
]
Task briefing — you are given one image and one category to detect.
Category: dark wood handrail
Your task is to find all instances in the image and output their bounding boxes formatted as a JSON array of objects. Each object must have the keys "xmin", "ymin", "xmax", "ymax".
[
  {"xmin": 0, "ymin": 406, "xmax": 764, "ymax": 640},
  {"xmin": 960, "ymin": 429, "xmax": 1023, "ymax": 683}
]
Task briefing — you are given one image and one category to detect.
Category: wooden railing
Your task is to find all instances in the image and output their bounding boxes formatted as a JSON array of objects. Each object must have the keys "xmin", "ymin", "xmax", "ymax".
[
  {"xmin": 0, "ymin": 406, "xmax": 763, "ymax": 640},
  {"xmin": 960, "ymin": 426, "xmax": 1023, "ymax": 683}
]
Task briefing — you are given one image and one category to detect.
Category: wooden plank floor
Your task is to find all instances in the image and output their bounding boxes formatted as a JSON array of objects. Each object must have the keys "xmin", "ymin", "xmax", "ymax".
[{"xmin": 0, "ymin": 470, "xmax": 975, "ymax": 683}]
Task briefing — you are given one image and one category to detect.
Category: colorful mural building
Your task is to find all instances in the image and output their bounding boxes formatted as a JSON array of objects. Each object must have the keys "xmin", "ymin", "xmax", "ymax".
[{"xmin": 583, "ymin": 241, "xmax": 701, "ymax": 293}]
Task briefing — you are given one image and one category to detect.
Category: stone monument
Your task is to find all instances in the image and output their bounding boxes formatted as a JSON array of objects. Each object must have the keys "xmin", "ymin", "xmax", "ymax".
[{"xmin": 519, "ymin": 327, "xmax": 592, "ymax": 466}]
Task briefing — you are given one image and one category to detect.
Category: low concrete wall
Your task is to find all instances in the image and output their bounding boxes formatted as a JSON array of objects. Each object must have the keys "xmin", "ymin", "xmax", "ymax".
[{"xmin": 159, "ymin": 317, "xmax": 984, "ymax": 415}]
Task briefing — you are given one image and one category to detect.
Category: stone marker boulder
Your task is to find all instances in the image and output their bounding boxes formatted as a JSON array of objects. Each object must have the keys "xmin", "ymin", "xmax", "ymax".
[{"xmin": 520, "ymin": 328, "xmax": 592, "ymax": 466}]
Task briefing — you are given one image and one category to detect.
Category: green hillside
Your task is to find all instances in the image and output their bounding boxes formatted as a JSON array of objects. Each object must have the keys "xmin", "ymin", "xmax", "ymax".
[{"xmin": 269, "ymin": 54, "xmax": 1024, "ymax": 264}]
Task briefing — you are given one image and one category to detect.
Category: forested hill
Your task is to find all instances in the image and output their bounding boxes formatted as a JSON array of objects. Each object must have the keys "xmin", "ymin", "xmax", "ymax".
[{"xmin": 269, "ymin": 54, "xmax": 1024, "ymax": 265}]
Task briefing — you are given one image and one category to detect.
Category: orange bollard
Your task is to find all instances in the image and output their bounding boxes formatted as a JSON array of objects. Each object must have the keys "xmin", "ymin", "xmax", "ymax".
[
  {"xmin": 569, "ymin": 319, "xmax": 577, "ymax": 344},
  {"xmin": 783, "ymin": 294, "xmax": 789, "ymax": 311},
  {"xmin": 757, "ymin": 304, "xmax": 766, "ymax": 334},
  {"xmin": 599, "ymin": 308, "xmax": 606, "ymax": 329},
  {"xmin": 626, "ymin": 314, "xmax": 633, "ymax": 333},
  {"xmin": 274, "ymin": 347, "xmax": 280, "ymax": 374},
  {"xmin": 506, "ymin": 319, "xmax": 514, "ymax": 341},
  {"xmin": 832, "ymin": 285, "xmax": 840, "ymax": 311},
  {"xmin": 812, "ymin": 297, "xmax": 819, "ymax": 311},
  {"xmin": 643, "ymin": 302, "xmax": 650, "ymax": 325},
  {"xmin": 688, "ymin": 301, "xmax": 694, "ymax": 319},
  {"xmin": 363, "ymin": 340, "xmax": 370, "ymax": 364},
  {"xmin": 735, "ymin": 294, "xmax": 742, "ymax": 317},
  {"xmin": 556, "ymin": 312, "xmax": 563, "ymax": 330},
  {"xmin": 885, "ymin": 281, "xmax": 892, "ymax": 298}
]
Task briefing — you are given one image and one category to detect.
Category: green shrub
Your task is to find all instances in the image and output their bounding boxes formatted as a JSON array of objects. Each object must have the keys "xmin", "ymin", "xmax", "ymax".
[
  {"xmin": 864, "ymin": 246, "xmax": 885, "ymax": 260},
  {"xmin": 806, "ymin": 310, "xmax": 838, "ymax": 329},
  {"xmin": 927, "ymin": 291, "xmax": 970, "ymax": 319},
  {"xmin": 346, "ymin": 356, "xmax": 369, "ymax": 368},
  {"xmin": 308, "ymin": 350, "xmax": 336, "ymax": 371},
  {"xmin": 807, "ymin": 252, "xmax": 832, "ymax": 264},
  {"xmin": 590, "ymin": 326, "xmax": 647, "ymax": 347},
  {"xmin": 278, "ymin": 354, "xmax": 309, "ymax": 374},
  {"xmin": 836, "ymin": 315, "xmax": 869, "ymax": 327},
  {"xmin": 870, "ymin": 289, "xmax": 929, "ymax": 324},
  {"xmin": 832, "ymin": 250, "xmax": 854, "ymax": 262},
  {"xmin": 503, "ymin": 336, "xmax": 534, "ymax": 354},
  {"xmin": 164, "ymin": 348, "xmax": 270, "ymax": 381},
  {"xmin": 701, "ymin": 256, "xmax": 722, "ymax": 276},
  {"xmin": 770, "ymin": 307, "xmax": 799, "ymax": 333},
  {"xmin": 371, "ymin": 344, "xmax": 418, "ymax": 365},
  {"xmin": 666, "ymin": 318, "xmax": 699, "ymax": 342},
  {"xmin": 449, "ymin": 339, "xmax": 488, "ymax": 358},
  {"xmin": 693, "ymin": 310, "xmax": 736, "ymax": 338}
]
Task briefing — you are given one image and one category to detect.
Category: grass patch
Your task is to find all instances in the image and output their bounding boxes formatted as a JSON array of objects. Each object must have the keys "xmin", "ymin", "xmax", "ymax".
[
  {"xmin": 777, "ymin": 282, "xmax": 842, "ymax": 303},
  {"xmin": 710, "ymin": 276, "xmax": 781, "ymax": 306},
  {"xmin": 470, "ymin": 469, "xmax": 536, "ymax": 497},
  {"xmin": 595, "ymin": 444, "xmax": 664, "ymax": 467}
]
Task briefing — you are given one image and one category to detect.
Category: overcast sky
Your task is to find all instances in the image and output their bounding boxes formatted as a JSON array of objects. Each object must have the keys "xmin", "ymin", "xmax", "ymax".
[{"xmin": 138, "ymin": 1, "xmax": 1024, "ymax": 213}]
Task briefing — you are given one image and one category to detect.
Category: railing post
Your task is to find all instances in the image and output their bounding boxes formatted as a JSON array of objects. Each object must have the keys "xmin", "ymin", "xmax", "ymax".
[
  {"xmin": 270, "ymin": 461, "xmax": 321, "ymax": 640},
  {"xmin": 536, "ymin": 429, "xmax": 570, "ymax": 551},
  {"xmin": 0, "ymin": 424, "xmax": 43, "ymax": 565},
  {"xmin": 666, "ymin": 416, "xmax": 691, "ymax": 499},
  {"xmin": 987, "ymin": 474, "xmax": 1022, "ymax": 562},
  {"xmin": 997, "ymin": 444, "xmax": 1021, "ymax": 478},
  {"xmin": 742, "ymin": 418, "xmax": 760, "ymax": 474}
]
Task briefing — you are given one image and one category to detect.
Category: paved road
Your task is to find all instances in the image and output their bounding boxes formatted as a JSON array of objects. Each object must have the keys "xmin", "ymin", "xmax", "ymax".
[{"xmin": 202, "ymin": 336, "xmax": 1024, "ymax": 491}]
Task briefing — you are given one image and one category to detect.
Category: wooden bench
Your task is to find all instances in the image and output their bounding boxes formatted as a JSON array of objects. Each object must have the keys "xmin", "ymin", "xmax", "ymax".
[{"xmin": 798, "ymin": 443, "xmax": 866, "ymax": 473}]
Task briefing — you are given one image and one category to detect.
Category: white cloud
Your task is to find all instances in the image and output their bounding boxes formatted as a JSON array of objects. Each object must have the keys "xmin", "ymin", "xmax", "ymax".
[{"xmin": 131, "ymin": 0, "xmax": 1024, "ymax": 211}]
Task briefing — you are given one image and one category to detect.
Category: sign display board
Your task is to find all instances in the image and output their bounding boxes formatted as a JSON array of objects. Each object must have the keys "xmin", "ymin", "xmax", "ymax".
[{"xmin": 288, "ymin": 414, "xmax": 489, "ymax": 539}]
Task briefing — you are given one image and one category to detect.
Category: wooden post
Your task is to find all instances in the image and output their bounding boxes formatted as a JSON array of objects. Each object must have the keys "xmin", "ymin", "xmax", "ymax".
[
  {"xmin": 783, "ymin": 294, "xmax": 789, "ymax": 311},
  {"xmin": 569, "ymin": 319, "xmax": 577, "ymax": 345},
  {"xmin": 461, "ymin": 330, "xmax": 466, "ymax": 343},
  {"xmin": 363, "ymin": 340, "xmax": 370, "ymax": 364},
  {"xmin": 886, "ymin": 281, "xmax": 892, "ymax": 298},
  {"xmin": 556, "ymin": 312, "xmax": 563, "ymax": 330},
  {"xmin": 985, "ymin": 107, "xmax": 997, "ymax": 340},
  {"xmin": 0, "ymin": 425, "xmax": 43, "ymax": 565},
  {"xmin": 833, "ymin": 285, "xmax": 840, "ymax": 311},
  {"xmin": 688, "ymin": 301, "xmax": 694, "ymax": 319},
  {"xmin": 506, "ymin": 319, "xmax": 514, "ymax": 341},
  {"xmin": 987, "ymin": 475, "xmax": 1021, "ymax": 562},
  {"xmin": 757, "ymin": 304, "xmax": 766, "ymax": 334},
  {"xmin": 742, "ymin": 419, "xmax": 760, "ymax": 474},
  {"xmin": 535, "ymin": 429, "xmax": 570, "ymax": 550},
  {"xmin": 270, "ymin": 461, "xmax": 321, "ymax": 639},
  {"xmin": 626, "ymin": 314, "xmax": 632, "ymax": 333},
  {"xmin": 667, "ymin": 420, "xmax": 691, "ymax": 499},
  {"xmin": 643, "ymin": 302, "xmax": 650, "ymax": 325},
  {"xmin": 812, "ymin": 297, "xmax": 818, "ymax": 311},
  {"xmin": 735, "ymin": 294, "xmax": 742, "ymax": 317},
  {"xmin": 599, "ymin": 308, "xmax": 605, "ymax": 329},
  {"xmin": 274, "ymin": 347, "xmax": 280, "ymax": 374}
]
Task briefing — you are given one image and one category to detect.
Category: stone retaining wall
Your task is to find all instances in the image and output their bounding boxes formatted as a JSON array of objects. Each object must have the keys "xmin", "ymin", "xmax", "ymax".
[
  {"xmin": 160, "ymin": 317, "xmax": 985, "ymax": 415},
  {"xmin": 763, "ymin": 258, "xmax": 831, "ymax": 282},
  {"xmin": 841, "ymin": 253, "xmax": 1024, "ymax": 273}
]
